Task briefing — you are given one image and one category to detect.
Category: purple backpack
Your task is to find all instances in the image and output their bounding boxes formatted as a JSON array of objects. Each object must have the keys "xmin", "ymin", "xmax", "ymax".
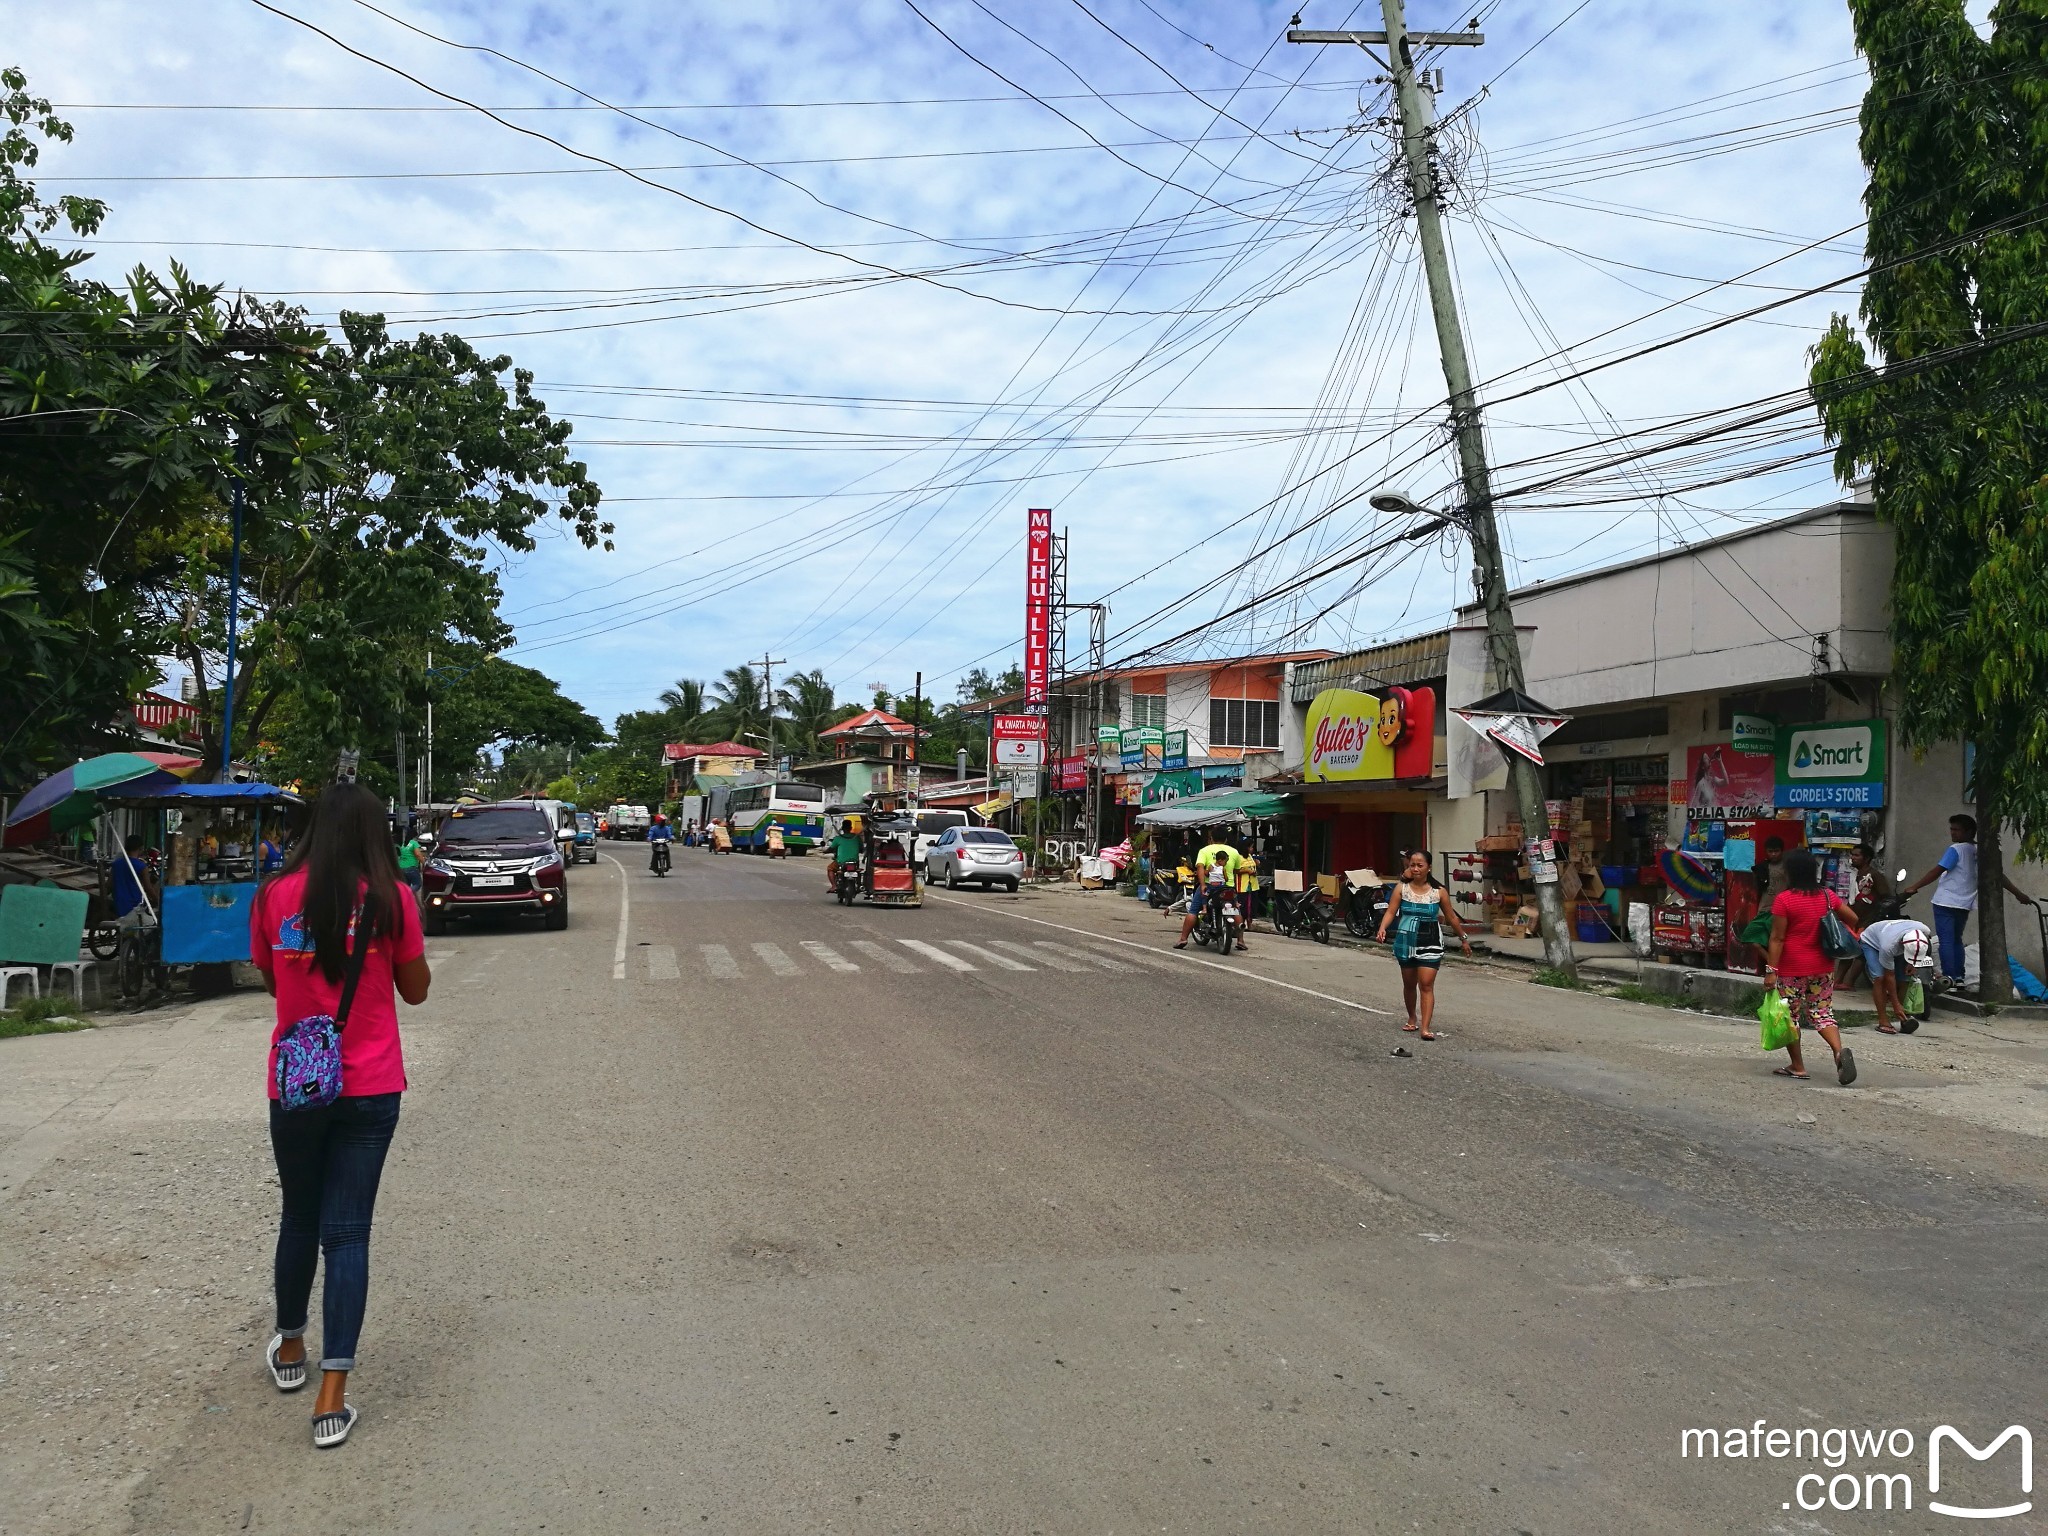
[{"xmin": 273, "ymin": 911, "xmax": 369, "ymax": 1112}]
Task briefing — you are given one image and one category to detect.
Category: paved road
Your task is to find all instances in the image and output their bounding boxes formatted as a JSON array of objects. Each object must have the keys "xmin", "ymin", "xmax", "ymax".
[{"xmin": 6, "ymin": 847, "xmax": 2047, "ymax": 1533}]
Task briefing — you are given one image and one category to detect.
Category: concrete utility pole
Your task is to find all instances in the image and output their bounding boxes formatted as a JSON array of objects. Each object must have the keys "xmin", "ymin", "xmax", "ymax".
[
  {"xmin": 759, "ymin": 654, "xmax": 786, "ymax": 778},
  {"xmin": 1290, "ymin": 3, "xmax": 1576, "ymax": 976}
]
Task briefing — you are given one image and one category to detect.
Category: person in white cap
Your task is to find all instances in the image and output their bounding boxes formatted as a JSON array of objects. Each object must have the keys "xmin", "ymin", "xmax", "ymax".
[{"xmin": 1858, "ymin": 916, "xmax": 1936, "ymax": 1034}]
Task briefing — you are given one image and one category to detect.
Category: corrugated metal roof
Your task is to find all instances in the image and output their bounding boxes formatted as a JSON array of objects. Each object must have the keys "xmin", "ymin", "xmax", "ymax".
[{"xmin": 1289, "ymin": 631, "xmax": 1448, "ymax": 702}]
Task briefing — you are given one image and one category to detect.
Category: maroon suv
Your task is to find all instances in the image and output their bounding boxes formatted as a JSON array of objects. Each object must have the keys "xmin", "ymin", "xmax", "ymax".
[{"xmin": 419, "ymin": 802, "xmax": 570, "ymax": 935}]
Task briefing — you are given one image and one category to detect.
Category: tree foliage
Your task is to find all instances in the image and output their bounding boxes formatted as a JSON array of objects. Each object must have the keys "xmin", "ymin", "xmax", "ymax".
[{"xmin": 1809, "ymin": 0, "xmax": 2048, "ymax": 998}]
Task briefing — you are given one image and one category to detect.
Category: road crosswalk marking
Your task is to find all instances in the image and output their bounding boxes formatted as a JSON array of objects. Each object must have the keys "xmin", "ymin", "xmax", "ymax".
[
  {"xmin": 700, "ymin": 944, "xmax": 740, "ymax": 979},
  {"xmin": 646, "ymin": 944, "xmax": 680, "ymax": 980},
  {"xmin": 800, "ymin": 941, "xmax": 860, "ymax": 973},
  {"xmin": 899, "ymin": 938, "xmax": 978, "ymax": 972},
  {"xmin": 991, "ymin": 939, "xmax": 1084, "ymax": 971},
  {"xmin": 1041, "ymin": 940, "xmax": 1138, "ymax": 972},
  {"xmin": 946, "ymin": 940, "xmax": 1033, "ymax": 971},
  {"xmin": 849, "ymin": 940, "xmax": 919, "ymax": 973},
  {"xmin": 752, "ymin": 942, "xmax": 801, "ymax": 976}
]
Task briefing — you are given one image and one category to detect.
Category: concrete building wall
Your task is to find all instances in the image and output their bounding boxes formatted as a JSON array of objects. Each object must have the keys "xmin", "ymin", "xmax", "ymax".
[{"xmin": 1165, "ymin": 672, "xmax": 1210, "ymax": 758}]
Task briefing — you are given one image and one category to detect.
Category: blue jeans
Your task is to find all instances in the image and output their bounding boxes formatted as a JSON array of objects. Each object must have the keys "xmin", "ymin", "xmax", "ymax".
[
  {"xmin": 270, "ymin": 1092, "xmax": 401, "ymax": 1371},
  {"xmin": 1932, "ymin": 904, "xmax": 1971, "ymax": 980}
]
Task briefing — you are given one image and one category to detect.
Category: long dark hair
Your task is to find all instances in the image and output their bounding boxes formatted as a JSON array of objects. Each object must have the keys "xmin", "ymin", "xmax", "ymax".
[
  {"xmin": 274, "ymin": 782, "xmax": 400, "ymax": 982},
  {"xmin": 1784, "ymin": 848, "xmax": 1822, "ymax": 892}
]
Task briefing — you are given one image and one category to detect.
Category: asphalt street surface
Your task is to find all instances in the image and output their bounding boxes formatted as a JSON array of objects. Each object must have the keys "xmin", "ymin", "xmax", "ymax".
[{"xmin": 5, "ymin": 846, "xmax": 2047, "ymax": 1534}]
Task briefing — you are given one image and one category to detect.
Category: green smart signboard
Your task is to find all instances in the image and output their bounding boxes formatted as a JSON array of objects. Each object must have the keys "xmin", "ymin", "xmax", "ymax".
[
  {"xmin": 1775, "ymin": 718, "xmax": 1887, "ymax": 807},
  {"xmin": 1161, "ymin": 729, "xmax": 1188, "ymax": 770}
]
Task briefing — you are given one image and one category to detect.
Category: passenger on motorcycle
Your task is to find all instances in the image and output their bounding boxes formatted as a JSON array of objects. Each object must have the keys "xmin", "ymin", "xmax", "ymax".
[
  {"xmin": 647, "ymin": 813, "xmax": 674, "ymax": 872},
  {"xmin": 1176, "ymin": 843, "xmax": 1247, "ymax": 952}
]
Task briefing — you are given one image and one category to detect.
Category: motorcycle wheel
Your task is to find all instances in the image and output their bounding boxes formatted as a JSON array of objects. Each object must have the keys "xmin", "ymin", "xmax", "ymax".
[{"xmin": 87, "ymin": 923, "xmax": 122, "ymax": 961}]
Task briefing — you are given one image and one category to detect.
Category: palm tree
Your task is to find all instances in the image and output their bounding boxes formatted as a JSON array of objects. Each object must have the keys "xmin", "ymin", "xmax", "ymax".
[
  {"xmin": 658, "ymin": 677, "xmax": 709, "ymax": 739},
  {"xmin": 775, "ymin": 669, "xmax": 838, "ymax": 760},
  {"xmin": 708, "ymin": 664, "xmax": 767, "ymax": 745}
]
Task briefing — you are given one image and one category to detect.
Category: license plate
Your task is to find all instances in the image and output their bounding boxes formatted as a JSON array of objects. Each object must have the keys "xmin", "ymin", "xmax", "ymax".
[
  {"xmin": 1223, "ymin": 904, "xmax": 1239, "ymax": 918},
  {"xmin": 473, "ymin": 875, "xmax": 516, "ymax": 887}
]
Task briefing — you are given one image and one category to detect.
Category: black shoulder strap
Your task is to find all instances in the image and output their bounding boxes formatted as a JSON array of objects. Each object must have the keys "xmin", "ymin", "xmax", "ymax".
[{"xmin": 332, "ymin": 903, "xmax": 372, "ymax": 1031}]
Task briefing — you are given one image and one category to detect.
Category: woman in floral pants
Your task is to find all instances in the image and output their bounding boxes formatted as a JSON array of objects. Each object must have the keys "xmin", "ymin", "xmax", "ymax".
[{"xmin": 1765, "ymin": 849, "xmax": 1861, "ymax": 1086}]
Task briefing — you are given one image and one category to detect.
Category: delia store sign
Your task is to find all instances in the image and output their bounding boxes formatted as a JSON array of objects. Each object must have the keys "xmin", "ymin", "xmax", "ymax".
[{"xmin": 1775, "ymin": 719, "xmax": 1887, "ymax": 808}]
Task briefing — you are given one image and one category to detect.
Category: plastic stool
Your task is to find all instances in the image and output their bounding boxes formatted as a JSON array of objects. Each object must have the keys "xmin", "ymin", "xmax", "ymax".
[
  {"xmin": 0, "ymin": 966, "xmax": 41, "ymax": 1007},
  {"xmin": 46, "ymin": 961, "xmax": 97, "ymax": 1008}
]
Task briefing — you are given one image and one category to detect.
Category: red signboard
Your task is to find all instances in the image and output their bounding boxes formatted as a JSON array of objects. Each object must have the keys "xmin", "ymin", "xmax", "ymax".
[
  {"xmin": 1024, "ymin": 508, "xmax": 1052, "ymax": 706},
  {"xmin": 1054, "ymin": 753, "xmax": 1087, "ymax": 792},
  {"xmin": 992, "ymin": 713, "xmax": 1047, "ymax": 741}
]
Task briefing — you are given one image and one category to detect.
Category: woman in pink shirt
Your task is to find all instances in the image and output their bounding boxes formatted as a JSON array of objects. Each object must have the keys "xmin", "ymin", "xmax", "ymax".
[
  {"xmin": 251, "ymin": 783, "xmax": 431, "ymax": 1448},
  {"xmin": 1765, "ymin": 848, "xmax": 1860, "ymax": 1086}
]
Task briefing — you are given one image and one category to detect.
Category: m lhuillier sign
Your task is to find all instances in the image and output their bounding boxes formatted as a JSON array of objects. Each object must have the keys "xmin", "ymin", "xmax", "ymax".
[
  {"xmin": 1775, "ymin": 719, "xmax": 1887, "ymax": 808},
  {"xmin": 1024, "ymin": 509, "xmax": 1052, "ymax": 707}
]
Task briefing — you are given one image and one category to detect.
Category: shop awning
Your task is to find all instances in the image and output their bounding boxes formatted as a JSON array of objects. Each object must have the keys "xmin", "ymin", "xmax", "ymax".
[{"xmin": 1135, "ymin": 788, "xmax": 1295, "ymax": 827}]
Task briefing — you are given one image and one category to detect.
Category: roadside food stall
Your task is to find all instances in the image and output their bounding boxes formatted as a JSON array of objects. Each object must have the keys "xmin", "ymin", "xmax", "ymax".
[{"xmin": 98, "ymin": 781, "xmax": 301, "ymax": 987}]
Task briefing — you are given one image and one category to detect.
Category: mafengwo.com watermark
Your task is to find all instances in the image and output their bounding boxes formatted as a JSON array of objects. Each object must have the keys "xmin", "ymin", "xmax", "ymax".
[{"xmin": 1681, "ymin": 1420, "xmax": 2032, "ymax": 1518}]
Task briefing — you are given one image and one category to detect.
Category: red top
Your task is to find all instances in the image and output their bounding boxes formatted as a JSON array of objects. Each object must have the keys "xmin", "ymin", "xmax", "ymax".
[
  {"xmin": 1774, "ymin": 887, "xmax": 1847, "ymax": 978},
  {"xmin": 252, "ymin": 873, "xmax": 424, "ymax": 1098}
]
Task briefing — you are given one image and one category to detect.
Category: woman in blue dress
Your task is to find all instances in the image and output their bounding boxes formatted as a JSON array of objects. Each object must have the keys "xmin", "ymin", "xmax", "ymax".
[{"xmin": 1373, "ymin": 849, "xmax": 1473, "ymax": 1039}]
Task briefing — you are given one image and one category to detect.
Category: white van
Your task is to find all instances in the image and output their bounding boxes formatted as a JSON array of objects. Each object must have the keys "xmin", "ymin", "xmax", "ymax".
[{"xmin": 911, "ymin": 809, "xmax": 969, "ymax": 866}]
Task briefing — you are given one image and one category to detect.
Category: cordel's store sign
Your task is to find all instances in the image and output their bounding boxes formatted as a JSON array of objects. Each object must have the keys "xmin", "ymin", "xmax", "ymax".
[
  {"xmin": 1775, "ymin": 719, "xmax": 1887, "ymax": 807},
  {"xmin": 1303, "ymin": 686, "xmax": 1436, "ymax": 783}
]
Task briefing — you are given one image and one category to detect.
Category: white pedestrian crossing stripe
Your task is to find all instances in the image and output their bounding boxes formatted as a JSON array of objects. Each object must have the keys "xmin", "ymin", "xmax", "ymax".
[
  {"xmin": 752, "ymin": 942, "xmax": 801, "ymax": 976},
  {"xmin": 800, "ymin": 941, "xmax": 860, "ymax": 973},
  {"xmin": 1039, "ymin": 939, "xmax": 1138, "ymax": 972},
  {"xmin": 700, "ymin": 944, "xmax": 740, "ymax": 979},
  {"xmin": 849, "ymin": 940, "xmax": 919, "ymax": 973},
  {"xmin": 646, "ymin": 944, "xmax": 679, "ymax": 980},
  {"xmin": 991, "ymin": 939, "xmax": 1084, "ymax": 971},
  {"xmin": 899, "ymin": 939, "xmax": 978, "ymax": 972},
  {"xmin": 946, "ymin": 940, "xmax": 1033, "ymax": 971}
]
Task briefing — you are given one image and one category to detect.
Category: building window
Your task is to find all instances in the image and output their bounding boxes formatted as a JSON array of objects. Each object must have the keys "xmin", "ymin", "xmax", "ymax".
[
  {"xmin": 1130, "ymin": 693, "xmax": 1166, "ymax": 731},
  {"xmin": 1210, "ymin": 698, "xmax": 1279, "ymax": 748}
]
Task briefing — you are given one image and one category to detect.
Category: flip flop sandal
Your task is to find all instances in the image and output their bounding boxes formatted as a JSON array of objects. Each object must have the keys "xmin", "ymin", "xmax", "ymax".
[
  {"xmin": 1836, "ymin": 1048, "xmax": 1858, "ymax": 1087},
  {"xmin": 312, "ymin": 1404, "xmax": 358, "ymax": 1449},
  {"xmin": 1877, "ymin": 1024, "xmax": 1899, "ymax": 1034},
  {"xmin": 1402, "ymin": 1023, "xmax": 1421, "ymax": 1033},
  {"xmin": 1772, "ymin": 1066, "xmax": 1807, "ymax": 1079},
  {"xmin": 266, "ymin": 1334, "xmax": 306, "ymax": 1393},
  {"xmin": 1900, "ymin": 1018, "xmax": 1920, "ymax": 1035},
  {"xmin": 1419, "ymin": 1031, "xmax": 1438, "ymax": 1041}
]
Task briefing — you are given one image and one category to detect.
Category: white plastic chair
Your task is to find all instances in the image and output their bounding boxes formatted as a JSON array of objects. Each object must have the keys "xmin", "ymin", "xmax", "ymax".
[
  {"xmin": 0, "ymin": 966, "xmax": 41, "ymax": 1007},
  {"xmin": 46, "ymin": 961, "xmax": 97, "ymax": 1008}
]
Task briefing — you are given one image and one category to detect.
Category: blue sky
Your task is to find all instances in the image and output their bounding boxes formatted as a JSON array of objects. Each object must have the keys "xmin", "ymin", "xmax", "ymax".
[{"xmin": 10, "ymin": 1, "xmax": 1933, "ymax": 726}]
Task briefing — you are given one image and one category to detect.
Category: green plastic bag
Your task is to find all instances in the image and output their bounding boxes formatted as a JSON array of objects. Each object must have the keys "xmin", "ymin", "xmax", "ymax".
[
  {"xmin": 1903, "ymin": 977, "xmax": 1925, "ymax": 1017},
  {"xmin": 1757, "ymin": 989, "xmax": 1795, "ymax": 1052}
]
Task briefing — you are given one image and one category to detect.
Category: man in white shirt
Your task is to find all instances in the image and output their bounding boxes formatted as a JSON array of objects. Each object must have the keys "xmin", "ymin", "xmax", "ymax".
[
  {"xmin": 1901, "ymin": 813, "xmax": 2033, "ymax": 982},
  {"xmin": 1858, "ymin": 917, "xmax": 1934, "ymax": 1032}
]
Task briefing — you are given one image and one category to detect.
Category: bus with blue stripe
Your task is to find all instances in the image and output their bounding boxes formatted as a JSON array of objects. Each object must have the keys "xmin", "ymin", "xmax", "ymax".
[{"xmin": 725, "ymin": 780, "xmax": 827, "ymax": 852}]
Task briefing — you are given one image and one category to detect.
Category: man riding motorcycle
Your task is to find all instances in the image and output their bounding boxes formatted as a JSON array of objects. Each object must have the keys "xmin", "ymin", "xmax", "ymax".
[
  {"xmin": 826, "ymin": 815, "xmax": 863, "ymax": 895},
  {"xmin": 647, "ymin": 812, "xmax": 674, "ymax": 874},
  {"xmin": 1176, "ymin": 842, "xmax": 1247, "ymax": 952}
]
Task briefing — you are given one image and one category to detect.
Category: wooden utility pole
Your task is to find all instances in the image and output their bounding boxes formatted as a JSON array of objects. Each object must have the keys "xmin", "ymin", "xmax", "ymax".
[{"xmin": 1290, "ymin": 3, "xmax": 1577, "ymax": 975}]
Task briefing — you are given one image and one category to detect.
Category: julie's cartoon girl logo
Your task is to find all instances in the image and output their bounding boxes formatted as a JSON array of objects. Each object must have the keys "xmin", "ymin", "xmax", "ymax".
[{"xmin": 1304, "ymin": 685, "xmax": 1436, "ymax": 782}]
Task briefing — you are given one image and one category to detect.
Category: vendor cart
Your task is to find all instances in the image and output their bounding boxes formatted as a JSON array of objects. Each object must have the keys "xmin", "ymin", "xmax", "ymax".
[{"xmin": 96, "ymin": 781, "xmax": 301, "ymax": 993}]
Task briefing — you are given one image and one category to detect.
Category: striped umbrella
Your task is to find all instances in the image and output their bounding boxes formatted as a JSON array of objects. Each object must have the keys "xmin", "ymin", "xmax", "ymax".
[{"xmin": 3, "ymin": 752, "xmax": 207, "ymax": 848}]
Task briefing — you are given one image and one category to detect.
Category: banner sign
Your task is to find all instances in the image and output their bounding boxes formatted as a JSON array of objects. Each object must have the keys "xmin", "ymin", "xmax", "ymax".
[
  {"xmin": 1097, "ymin": 724, "xmax": 1121, "ymax": 746},
  {"xmin": 993, "ymin": 738, "xmax": 1044, "ymax": 767},
  {"xmin": 1304, "ymin": 686, "xmax": 1436, "ymax": 782},
  {"xmin": 1119, "ymin": 725, "xmax": 1163, "ymax": 771},
  {"xmin": 1776, "ymin": 718, "xmax": 1887, "ymax": 807},
  {"xmin": 1162, "ymin": 729, "xmax": 1188, "ymax": 770},
  {"xmin": 1024, "ymin": 508, "xmax": 1052, "ymax": 706},
  {"xmin": 1731, "ymin": 713, "xmax": 1775, "ymax": 755},
  {"xmin": 1140, "ymin": 768, "xmax": 1204, "ymax": 806},
  {"xmin": 1679, "ymin": 743, "xmax": 1776, "ymax": 821},
  {"xmin": 992, "ymin": 714, "xmax": 1046, "ymax": 742},
  {"xmin": 1054, "ymin": 753, "xmax": 1087, "ymax": 793}
]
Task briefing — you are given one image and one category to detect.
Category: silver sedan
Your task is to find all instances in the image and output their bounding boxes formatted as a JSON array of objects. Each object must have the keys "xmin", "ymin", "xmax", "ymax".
[{"xmin": 924, "ymin": 827, "xmax": 1025, "ymax": 892}]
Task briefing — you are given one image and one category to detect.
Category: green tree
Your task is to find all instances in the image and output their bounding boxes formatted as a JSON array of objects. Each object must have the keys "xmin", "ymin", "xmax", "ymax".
[
  {"xmin": 1809, "ymin": 0, "xmax": 2048, "ymax": 1002},
  {"xmin": 657, "ymin": 677, "xmax": 710, "ymax": 738},
  {"xmin": 775, "ymin": 668, "xmax": 841, "ymax": 760},
  {"xmin": 708, "ymin": 663, "xmax": 768, "ymax": 746},
  {"xmin": 0, "ymin": 71, "xmax": 328, "ymax": 783}
]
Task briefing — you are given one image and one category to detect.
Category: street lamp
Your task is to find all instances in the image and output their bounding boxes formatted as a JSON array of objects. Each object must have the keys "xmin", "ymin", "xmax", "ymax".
[{"xmin": 1367, "ymin": 488, "xmax": 1577, "ymax": 974}]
